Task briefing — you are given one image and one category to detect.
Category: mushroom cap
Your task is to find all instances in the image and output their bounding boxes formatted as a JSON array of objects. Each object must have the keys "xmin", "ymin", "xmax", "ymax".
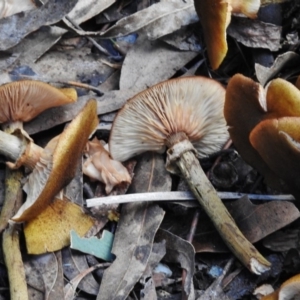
[
  {"xmin": 250, "ymin": 117, "xmax": 300, "ymax": 197},
  {"xmin": 225, "ymin": 74, "xmax": 300, "ymax": 193},
  {"xmin": 0, "ymin": 80, "xmax": 77, "ymax": 124},
  {"xmin": 83, "ymin": 138, "xmax": 131, "ymax": 194},
  {"xmin": 109, "ymin": 76, "xmax": 228, "ymax": 162},
  {"xmin": 230, "ymin": 0, "xmax": 260, "ymax": 18},
  {"xmin": 194, "ymin": 0, "xmax": 231, "ymax": 70},
  {"xmin": 12, "ymin": 99, "xmax": 99, "ymax": 222}
]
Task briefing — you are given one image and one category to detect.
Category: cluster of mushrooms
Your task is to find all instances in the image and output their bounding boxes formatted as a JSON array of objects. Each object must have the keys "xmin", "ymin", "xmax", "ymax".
[
  {"xmin": 1, "ymin": 74, "xmax": 299, "ymax": 277},
  {"xmin": 0, "ymin": 1, "xmax": 299, "ymax": 288}
]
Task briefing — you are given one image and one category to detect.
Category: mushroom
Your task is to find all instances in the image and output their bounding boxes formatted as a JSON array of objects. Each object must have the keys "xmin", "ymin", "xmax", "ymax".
[
  {"xmin": 109, "ymin": 76, "xmax": 270, "ymax": 274},
  {"xmin": 0, "ymin": 99, "xmax": 98, "ymax": 222},
  {"xmin": 224, "ymin": 74, "xmax": 300, "ymax": 196},
  {"xmin": 0, "ymin": 80, "xmax": 77, "ymax": 231},
  {"xmin": 83, "ymin": 138, "xmax": 131, "ymax": 194},
  {"xmin": 194, "ymin": 0, "xmax": 260, "ymax": 70},
  {"xmin": 260, "ymin": 274, "xmax": 300, "ymax": 300},
  {"xmin": 0, "ymin": 80, "xmax": 77, "ymax": 136}
]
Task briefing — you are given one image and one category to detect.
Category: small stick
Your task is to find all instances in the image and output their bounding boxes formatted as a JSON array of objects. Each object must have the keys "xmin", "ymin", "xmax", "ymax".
[{"xmin": 86, "ymin": 191, "xmax": 294, "ymax": 207}]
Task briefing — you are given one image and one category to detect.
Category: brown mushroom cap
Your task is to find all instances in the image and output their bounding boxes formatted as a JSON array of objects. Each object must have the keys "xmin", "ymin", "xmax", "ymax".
[
  {"xmin": 0, "ymin": 80, "xmax": 76, "ymax": 124},
  {"xmin": 194, "ymin": 0, "xmax": 259, "ymax": 70},
  {"xmin": 12, "ymin": 99, "xmax": 98, "ymax": 222},
  {"xmin": 109, "ymin": 76, "xmax": 228, "ymax": 162},
  {"xmin": 250, "ymin": 117, "xmax": 300, "ymax": 196},
  {"xmin": 225, "ymin": 74, "xmax": 300, "ymax": 193},
  {"xmin": 194, "ymin": 0, "xmax": 231, "ymax": 70}
]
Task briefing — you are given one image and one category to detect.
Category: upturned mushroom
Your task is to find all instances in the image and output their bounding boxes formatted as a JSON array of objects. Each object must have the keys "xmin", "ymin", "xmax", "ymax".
[
  {"xmin": 224, "ymin": 74, "xmax": 300, "ymax": 197},
  {"xmin": 83, "ymin": 138, "xmax": 131, "ymax": 194},
  {"xmin": 0, "ymin": 80, "xmax": 77, "ymax": 230},
  {"xmin": 0, "ymin": 80, "xmax": 77, "ymax": 136},
  {"xmin": 109, "ymin": 76, "xmax": 270, "ymax": 274},
  {"xmin": 194, "ymin": 0, "xmax": 260, "ymax": 70},
  {"xmin": 0, "ymin": 99, "xmax": 98, "ymax": 222}
]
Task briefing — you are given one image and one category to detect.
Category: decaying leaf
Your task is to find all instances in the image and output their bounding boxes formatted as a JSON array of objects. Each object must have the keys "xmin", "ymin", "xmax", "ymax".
[
  {"xmin": 65, "ymin": 0, "xmax": 116, "ymax": 28},
  {"xmin": 255, "ymin": 52, "xmax": 300, "ymax": 86},
  {"xmin": 0, "ymin": 0, "xmax": 78, "ymax": 51},
  {"xmin": 24, "ymin": 197, "xmax": 95, "ymax": 254},
  {"xmin": 0, "ymin": 0, "xmax": 37, "ymax": 19},
  {"xmin": 162, "ymin": 196, "xmax": 300, "ymax": 253},
  {"xmin": 128, "ymin": 152, "xmax": 172, "ymax": 194},
  {"xmin": 120, "ymin": 36, "xmax": 198, "ymax": 92},
  {"xmin": 62, "ymin": 247, "xmax": 100, "ymax": 296},
  {"xmin": 227, "ymin": 17, "xmax": 282, "ymax": 51},
  {"xmin": 97, "ymin": 203, "xmax": 165, "ymax": 300},
  {"xmin": 155, "ymin": 229, "xmax": 195, "ymax": 299},
  {"xmin": 101, "ymin": 0, "xmax": 197, "ymax": 40},
  {"xmin": 64, "ymin": 263, "xmax": 107, "ymax": 300},
  {"xmin": 83, "ymin": 138, "xmax": 131, "ymax": 194},
  {"xmin": 25, "ymin": 89, "xmax": 137, "ymax": 135},
  {"xmin": 29, "ymin": 252, "xmax": 65, "ymax": 300}
]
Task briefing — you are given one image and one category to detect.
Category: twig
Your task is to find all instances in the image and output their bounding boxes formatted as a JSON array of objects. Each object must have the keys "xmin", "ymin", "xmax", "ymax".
[{"xmin": 86, "ymin": 191, "xmax": 295, "ymax": 207}]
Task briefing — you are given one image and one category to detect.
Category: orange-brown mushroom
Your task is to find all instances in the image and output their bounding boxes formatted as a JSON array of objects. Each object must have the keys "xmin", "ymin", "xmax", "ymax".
[
  {"xmin": 0, "ymin": 80, "xmax": 76, "ymax": 135},
  {"xmin": 225, "ymin": 74, "xmax": 300, "ymax": 196},
  {"xmin": 194, "ymin": 0, "xmax": 260, "ymax": 70},
  {"xmin": 8, "ymin": 99, "xmax": 99, "ymax": 222},
  {"xmin": 83, "ymin": 138, "xmax": 131, "ymax": 194},
  {"xmin": 109, "ymin": 76, "xmax": 270, "ymax": 274}
]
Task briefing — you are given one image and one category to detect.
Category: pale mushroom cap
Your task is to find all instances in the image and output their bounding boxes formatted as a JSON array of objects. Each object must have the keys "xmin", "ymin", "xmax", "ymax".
[
  {"xmin": 230, "ymin": 0, "xmax": 260, "ymax": 18},
  {"xmin": 0, "ymin": 80, "xmax": 77, "ymax": 123},
  {"xmin": 109, "ymin": 77, "xmax": 228, "ymax": 162}
]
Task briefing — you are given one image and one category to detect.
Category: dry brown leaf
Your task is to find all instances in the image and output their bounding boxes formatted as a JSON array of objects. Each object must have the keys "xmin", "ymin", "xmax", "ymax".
[
  {"xmin": 97, "ymin": 203, "xmax": 165, "ymax": 300},
  {"xmin": 227, "ymin": 17, "xmax": 282, "ymax": 51},
  {"xmin": 120, "ymin": 36, "xmax": 198, "ymax": 92},
  {"xmin": 24, "ymin": 197, "xmax": 95, "ymax": 254},
  {"xmin": 0, "ymin": 0, "xmax": 78, "ymax": 51},
  {"xmin": 162, "ymin": 196, "xmax": 299, "ymax": 253},
  {"xmin": 100, "ymin": 0, "xmax": 197, "ymax": 39}
]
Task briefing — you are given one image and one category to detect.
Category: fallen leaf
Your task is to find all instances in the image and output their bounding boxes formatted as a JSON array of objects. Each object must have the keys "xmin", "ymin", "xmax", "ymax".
[
  {"xmin": 128, "ymin": 152, "xmax": 172, "ymax": 194},
  {"xmin": 25, "ymin": 89, "xmax": 137, "ymax": 135},
  {"xmin": 160, "ymin": 25, "xmax": 202, "ymax": 52},
  {"xmin": 101, "ymin": 0, "xmax": 198, "ymax": 40},
  {"xmin": 27, "ymin": 252, "xmax": 64, "ymax": 300},
  {"xmin": 161, "ymin": 196, "xmax": 300, "ymax": 253},
  {"xmin": 0, "ymin": 0, "xmax": 78, "ymax": 51},
  {"xmin": 255, "ymin": 52, "xmax": 300, "ymax": 86},
  {"xmin": 97, "ymin": 203, "xmax": 165, "ymax": 300},
  {"xmin": 24, "ymin": 197, "xmax": 95, "ymax": 254},
  {"xmin": 227, "ymin": 17, "xmax": 282, "ymax": 51},
  {"xmin": 70, "ymin": 229, "xmax": 114, "ymax": 261},
  {"xmin": 155, "ymin": 229, "xmax": 195, "ymax": 300},
  {"xmin": 263, "ymin": 229, "xmax": 300, "ymax": 252},
  {"xmin": 62, "ymin": 247, "xmax": 100, "ymax": 296},
  {"xmin": 64, "ymin": 263, "xmax": 107, "ymax": 300},
  {"xmin": 0, "ymin": 0, "xmax": 36, "ymax": 19},
  {"xmin": 120, "ymin": 36, "xmax": 198, "ymax": 92}
]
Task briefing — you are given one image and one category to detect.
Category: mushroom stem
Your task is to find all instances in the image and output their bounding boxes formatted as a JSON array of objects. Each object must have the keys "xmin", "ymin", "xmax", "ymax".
[
  {"xmin": 0, "ymin": 130, "xmax": 43, "ymax": 170},
  {"xmin": 167, "ymin": 136, "xmax": 271, "ymax": 274}
]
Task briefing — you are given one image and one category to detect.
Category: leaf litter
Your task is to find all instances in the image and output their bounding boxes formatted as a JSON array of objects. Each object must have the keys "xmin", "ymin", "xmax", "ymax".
[{"xmin": 0, "ymin": 0, "xmax": 299, "ymax": 299}]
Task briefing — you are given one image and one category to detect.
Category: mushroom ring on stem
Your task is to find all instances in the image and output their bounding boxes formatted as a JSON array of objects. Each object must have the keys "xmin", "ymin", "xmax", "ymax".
[{"xmin": 109, "ymin": 76, "xmax": 271, "ymax": 274}]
